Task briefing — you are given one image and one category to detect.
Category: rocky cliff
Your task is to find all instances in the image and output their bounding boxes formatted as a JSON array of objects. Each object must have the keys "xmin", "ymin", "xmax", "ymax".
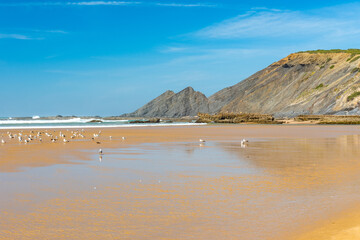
[
  {"xmin": 126, "ymin": 50, "xmax": 360, "ymax": 117},
  {"xmin": 124, "ymin": 87, "xmax": 210, "ymax": 117},
  {"xmin": 210, "ymin": 50, "xmax": 360, "ymax": 117}
]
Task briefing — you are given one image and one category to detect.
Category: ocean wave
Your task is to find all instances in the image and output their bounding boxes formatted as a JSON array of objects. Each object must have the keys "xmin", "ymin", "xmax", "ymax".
[
  {"xmin": 0, "ymin": 118, "xmax": 129, "ymax": 125},
  {"xmin": 0, "ymin": 122, "xmax": 206, "ymax": 130},
  {"xmin": 0, "ymin": 118, "xmax": 87, "ymax": 125}
]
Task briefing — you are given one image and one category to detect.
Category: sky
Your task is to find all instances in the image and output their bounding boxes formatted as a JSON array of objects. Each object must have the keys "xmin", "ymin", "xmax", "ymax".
[{"xmin": 1, "ymin": 0, "xmax": 360, "ymax": 117}]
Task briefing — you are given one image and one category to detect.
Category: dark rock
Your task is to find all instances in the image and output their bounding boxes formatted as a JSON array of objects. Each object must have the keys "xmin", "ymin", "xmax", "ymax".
[{"xmin": 88, "ymin": 119, "xmax": 103, "ymax": 123}]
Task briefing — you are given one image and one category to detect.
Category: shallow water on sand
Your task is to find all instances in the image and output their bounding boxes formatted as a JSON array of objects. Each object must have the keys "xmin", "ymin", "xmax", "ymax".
[{"xmin": 1, "ymin": 132, "xmax": 360, "ymax": 239}]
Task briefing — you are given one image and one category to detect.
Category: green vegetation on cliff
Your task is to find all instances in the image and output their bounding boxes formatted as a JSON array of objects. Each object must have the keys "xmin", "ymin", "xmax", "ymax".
[
  {"xmin": 315, "ymin": 83, "xmax": 325, "ymax": 90},
  {"xmin": 349, "ymin": 56, "xmax": 360, "ymax": 63},
  {"xmin": 347, "ymin": 91, "xmax": 360, "ymax": 102},
  {"xmin": 298, "ymin": 49, "xmax": 360, "ymax": 54}
]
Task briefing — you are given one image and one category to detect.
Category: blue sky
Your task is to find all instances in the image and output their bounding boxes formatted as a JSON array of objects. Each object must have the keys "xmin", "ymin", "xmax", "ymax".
[{"xmin": 1, "ymin": 0, "xmax": 360, "ymax": 116}]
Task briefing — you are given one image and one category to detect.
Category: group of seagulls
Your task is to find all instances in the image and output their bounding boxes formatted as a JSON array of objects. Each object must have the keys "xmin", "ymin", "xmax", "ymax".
[
  {"xmin": 0, "ymin": 131, "xmax": 36, "ymax": 144},
  {"xmin": 0, "ymin": 129, "xmax": 91, "ymax": 145},
  {"xmin": 0, "ymin": 129, "xmax": 129, "ymax": 161}
]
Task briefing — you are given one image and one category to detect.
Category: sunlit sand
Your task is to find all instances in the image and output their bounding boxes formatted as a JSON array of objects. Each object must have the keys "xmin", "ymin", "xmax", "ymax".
[{"xmin": 1, "ymin": 125, "xmax": 360, "ymax": 239}]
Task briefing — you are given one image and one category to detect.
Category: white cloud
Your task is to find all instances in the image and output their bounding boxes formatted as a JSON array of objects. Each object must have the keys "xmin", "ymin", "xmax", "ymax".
[
  {"xmin": 43, "ymin": 30, "xmax": 69, "ymax": 34},
  {"xmin": 0, "ymin": 1, "xmax": 215, "ymax": 7},
  {"xmin": 66, "ymin": 1, "xmax": 140, "ymax": 6},
  {"xmin": 160, "ymin": 46, "xmax": 189, "ymax": 53},
  {"xmin": 155, "ymin": 3, "xmax": 216, "ymax": 8},
  {"xmin": 0, "ymin": 29, "xmax": 67, "ymax": 40},
  {"xmin": 195, "ymin": 7, "xmax": 360, "ymax": 40},
  {"xmin": 0, "ymin": 33, "xmax": 34, "ymax": 40},
  {"xmin": 0, "ymin": 1, "xmax": 139, "ymax": 6}
]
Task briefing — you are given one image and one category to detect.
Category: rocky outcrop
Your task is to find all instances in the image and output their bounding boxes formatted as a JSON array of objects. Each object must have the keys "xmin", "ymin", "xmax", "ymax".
[
  {"xmin": 210, "ymin": 51, "xmax": 360, "ymax": 117},
  {"xmin": 196, "ymin": 113, "xmax": 279, "ymax": 124},
  {"xmin": 126, "ymin": 50, "xmax": 360, "ymax": 117},
  {"xmin": 124, "ymin": 87, "xmax": 210, "ymax": 117}
]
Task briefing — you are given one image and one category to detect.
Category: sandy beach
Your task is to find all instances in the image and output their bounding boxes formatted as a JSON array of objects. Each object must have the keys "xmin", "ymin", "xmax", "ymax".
[{"xmin": 1, "ymin": 125, "xmax": 360, "ymax": 239}]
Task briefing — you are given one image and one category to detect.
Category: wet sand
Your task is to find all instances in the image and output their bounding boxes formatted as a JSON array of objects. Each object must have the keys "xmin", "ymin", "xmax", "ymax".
[{"xmin": 1, "ymin": 125, "xmax": 360, "ymax": 239}]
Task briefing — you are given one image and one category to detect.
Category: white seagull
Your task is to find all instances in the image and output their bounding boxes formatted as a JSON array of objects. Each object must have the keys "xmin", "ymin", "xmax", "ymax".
[{"xmin": 240, "ymin": 139, "xmax": 248, "ymax": 148}]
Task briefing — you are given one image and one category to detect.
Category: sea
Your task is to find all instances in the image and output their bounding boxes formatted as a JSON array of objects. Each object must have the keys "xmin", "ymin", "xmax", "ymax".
[{"xmin": 0, "ymin": 117, "xmax": 204, "ymax": 129}]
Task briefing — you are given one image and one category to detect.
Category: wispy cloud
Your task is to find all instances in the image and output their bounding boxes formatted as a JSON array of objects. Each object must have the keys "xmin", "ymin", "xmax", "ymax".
[
  {"xmin": 195, "ymin": 5, "xmax": 360, "ymax": 41},
  {"xmin": 0, "ymin": 33, "xmax": 36, "ymax": 40},
  {"xmin": 0, "ymin": 1, "xmax": 138, "ymax": 6},
  {"xmin": 160, "ymin": 46, "xmax": 189, "ymax": 53},
  {"xmin": 0, "ymin": 29, "xmax": 68, "ymax": 40},
  {"xmin": 66, "ymin": 1, "xmax": 140, "ymax": 6},
  {"xmin": 155, "ymin": 3, "xmax": 217, "ymax": 8},
  {"xmin": 0, "ymin": 1, "xmax": 215, "ymax": 7},
  {"xmin": 40, "ymin": 30, "xmax": 69, "ymax": 34}
]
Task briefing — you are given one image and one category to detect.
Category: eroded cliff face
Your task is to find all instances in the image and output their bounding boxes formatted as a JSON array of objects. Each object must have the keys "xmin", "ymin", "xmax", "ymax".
[
  {"xmin": 124, "ymin": 87, "xmax": 210, "ymax": 117},
  {"xmin": 126, "ymin": 52, "xmax": 360, "ymax": 117},
  {"xmin": 210, "ymin": 52, "xmax": 360, "ymax": 117}
]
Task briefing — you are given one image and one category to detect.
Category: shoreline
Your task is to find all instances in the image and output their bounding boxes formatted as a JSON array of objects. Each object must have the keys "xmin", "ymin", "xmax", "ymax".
[
  {"xmin": 0, "ymin": 122, "xmax": 206, "ymax": 130},
  {"xmin": 2, "ymin": 121, "xmax": 360, "ymax": 131}
]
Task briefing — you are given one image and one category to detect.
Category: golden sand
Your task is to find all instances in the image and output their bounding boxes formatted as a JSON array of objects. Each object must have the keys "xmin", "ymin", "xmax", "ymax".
[{"xmin": 1, "ymin": 125, "xmax": 360, "ymax": 239}]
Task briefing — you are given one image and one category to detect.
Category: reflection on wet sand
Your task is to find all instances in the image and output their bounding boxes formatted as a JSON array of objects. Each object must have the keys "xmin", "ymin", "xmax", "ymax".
[
  {"xmin": 1, "ymin": 126, "xmax": 360, "ymax": 239},
  {"xmin": 220, "ymin": 135, "xmax": 360, "ymax": 187}
]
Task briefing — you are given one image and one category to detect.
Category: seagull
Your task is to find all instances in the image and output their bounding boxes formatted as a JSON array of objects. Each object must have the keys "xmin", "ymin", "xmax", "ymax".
[
  {"xmin": 1, "ymin": 139, "xmax": 5, "ymax": 144},
  {"xmin": 122, "ymin": 137, "xmax": 126, "ymax": 140},
  {"xmin": 240, "ymin": 139, "xmax": 248, "ymax": 148},
  {"xmin": 109, "ymin": 136, "xmax": 112, "ymax": 140},
  {"xmin": 99, "ymin": 149, "xmax": 103, "ymax": 155},
  {"xmin": 63, "ymin": 138, "xmax": 69, "ymax": 143},
  {"xmin": 199, "ymin": 139, "xmax": 206, "ymax": 142},
  {"xmin": 241, "ymin": 139, "xmax": 248, "ymax": 144}
]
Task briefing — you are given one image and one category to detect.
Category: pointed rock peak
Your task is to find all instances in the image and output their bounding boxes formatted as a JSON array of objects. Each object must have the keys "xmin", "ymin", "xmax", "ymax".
[
  {"xmin": 164, "ymin": 90, "xmax": 175, "ymax": 94},
  {"xmin": 162, "ymin": 90, "xmax": 175, "ymax": 95},
  {"xmin": 178, "ymin": 86, "xmax": 195, "ymax": 94}
]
